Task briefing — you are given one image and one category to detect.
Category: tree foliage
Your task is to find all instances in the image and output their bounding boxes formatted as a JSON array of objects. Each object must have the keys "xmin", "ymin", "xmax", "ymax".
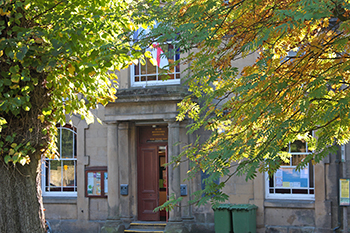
[
  {"xmin": 144, "ymin": 0, "xmax": 350, "ymax": 205},
  {"xmin": 0, "ymin": 0, "xmax": 143, "ymax": 231},
  {"xmin": 0, "ymin": 0, "xmax": 143, "ymax": 165}
]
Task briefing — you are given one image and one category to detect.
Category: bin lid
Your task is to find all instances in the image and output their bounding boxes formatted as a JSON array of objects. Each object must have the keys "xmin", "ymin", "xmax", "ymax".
[{"xmin": 213, "ymin": 204, "xmax": 258, "ymax": 211}]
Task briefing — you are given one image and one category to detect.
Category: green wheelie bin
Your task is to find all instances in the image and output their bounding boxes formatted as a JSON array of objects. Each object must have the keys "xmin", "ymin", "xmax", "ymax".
[
  {"xmin": 213, "ymin": 204, "xmax": 234, "ymax": 233},
  {"xmin": 214, "ymin": 204, "xmax": 258, "ymax": 233},
  {"xmin": 230, "ymin": 204, "xmax": 258, "ymax": 233}
]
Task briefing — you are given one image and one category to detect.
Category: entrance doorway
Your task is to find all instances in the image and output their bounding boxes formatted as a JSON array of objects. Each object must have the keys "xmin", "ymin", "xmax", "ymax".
[{"xmin": 137, "ymin": 126, "xmax": 168, "ymax": 221}]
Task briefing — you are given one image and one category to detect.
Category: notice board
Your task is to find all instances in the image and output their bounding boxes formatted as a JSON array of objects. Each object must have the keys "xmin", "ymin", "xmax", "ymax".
[
  {"xmin": 340, "ymin": 178, "xmax": 350, "ymax": 206},
  {"xmin": 85, "ymin": 166, "xmax": 108, "ymax": 198}
]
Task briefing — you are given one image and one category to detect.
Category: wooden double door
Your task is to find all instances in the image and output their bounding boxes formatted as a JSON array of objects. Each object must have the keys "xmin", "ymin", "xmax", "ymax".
[{"xmin": 137, "ymin": 126, "xmax": 168, "ymax": 221}]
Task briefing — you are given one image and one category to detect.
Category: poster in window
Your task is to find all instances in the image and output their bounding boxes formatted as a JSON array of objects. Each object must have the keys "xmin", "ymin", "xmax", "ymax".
[
  {"xmin": 290, "ymin": 182, "xmax": 301, "ymax": 188},
  {"xmin": 275, "ymin": 169, "xmax": 283, "ymax": 187},
  {"xmin": 104, "ymin": 172, "xmax": 108, "ymax": 195},
  {"xmin": 275, "ymin": 177, "xmax": 283, "ymax": 187},
  {"xmin": 87, "ymin": 172, "xmax": 94, "ymax": 195},
  {"xmin": 87, "ymin": 172, "xmax": 101, "ymax": 195},
  {"xmin": 275, "ymin": 169, "xmax": 283, "ymax": 178},
  {"xmin": 300, "ymin": 168, "xmax": 308, "ymax": 179},
  {"xmin": 340, "ymin": 178, "xmax": 350, "ymax": 206},
  {"xmin": 281, "ymin": 168, "xmax": 308, "ymax": 188}
]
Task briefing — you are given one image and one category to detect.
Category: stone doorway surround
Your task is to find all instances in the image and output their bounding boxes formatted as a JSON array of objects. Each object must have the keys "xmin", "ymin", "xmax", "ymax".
[{"xmin": 101, "ymin": 86, "xmax": 190, "ymax": 233}]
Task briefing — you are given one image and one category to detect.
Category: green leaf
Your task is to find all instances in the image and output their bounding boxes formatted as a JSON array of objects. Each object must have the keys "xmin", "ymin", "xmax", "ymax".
[
  {"xmin": 4, "ymin": 155, "xmax": 12, "ymax": 164},
  {"xmin": 11, "ymin": 74, "xmax": 20, "ymax": 83},
  {"xmin": 5, "ymin": 135, "xmax": 14, "ymax": 143},
  {"xmin": 9, "ymin": 65, "xmax": 19, "ymax": 74}
]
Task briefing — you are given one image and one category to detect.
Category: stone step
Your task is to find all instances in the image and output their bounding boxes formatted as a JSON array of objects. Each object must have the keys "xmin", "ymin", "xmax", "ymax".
[
  {"xmin": 125, "ymin": 221, "xmax": 166, "ymax": 233},
  {"xmin": 124, "ymin": 229, "xmax": 164, "ymax": 233}
]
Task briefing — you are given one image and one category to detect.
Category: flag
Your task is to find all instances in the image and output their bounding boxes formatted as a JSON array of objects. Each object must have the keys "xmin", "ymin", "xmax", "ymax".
[{"xmin": 150, "ymin": 43, "xmax": 169, "ymax": 69}]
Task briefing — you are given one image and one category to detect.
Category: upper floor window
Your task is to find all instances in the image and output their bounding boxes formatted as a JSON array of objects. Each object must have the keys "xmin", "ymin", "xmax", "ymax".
[
  {"xmin": 131, "ymin": 27, "xmax": 180, "ymax": 87},
  {"xmin": 266, "ymin": 138, "xmax": 314, "ymax": 200},
  {"xmin": 42, "ymin": 124, "xmax": 77, "ymax": 196}
]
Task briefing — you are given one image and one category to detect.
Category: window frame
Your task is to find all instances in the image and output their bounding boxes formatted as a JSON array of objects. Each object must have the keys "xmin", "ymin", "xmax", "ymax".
[
  {"xmin": 41, "ymin": 124, "xmax": 77, "ymax": 197},
  {"xmin": 265, "ymin": 137, "xmax": 315, "ymax": 200}
]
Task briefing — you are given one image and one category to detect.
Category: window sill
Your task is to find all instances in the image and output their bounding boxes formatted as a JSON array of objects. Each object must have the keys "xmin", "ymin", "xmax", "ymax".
[
  {"xmin": 264, "ymin": 199, "xmax": 315, "ymax": 209},
  {"xmin": 43, "ymin": 196, "xmax": 77, "ymax": 204}
]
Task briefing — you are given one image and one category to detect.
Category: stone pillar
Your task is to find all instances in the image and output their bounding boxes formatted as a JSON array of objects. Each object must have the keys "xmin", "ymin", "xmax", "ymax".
[
  {"xmin": 164, "ymin": 119, "xmax": 188, "ymax": 233},
  {"xmin": 179, "ymin": 121, "xmax": 195, "ymax": 231},
  {"xmin": 314, "ymin": 160, "xmax": 331, "ymax": 231},
  {"xmin": 101, "ymin": 121, "xmax": 125, "ymax": 233},
  {"xmin": 129, "ymin": 123, "xmax": 138, "ymax": 218},
  {"xmin": 118, "ymin": 122, "xmax": 133, "ymax": 223},
  {"xmin": 76, "ymin": 120, "xmax": 89, "ymax": 221},
  {"xmin": 252, "ymin": 172, "xmax": 265, "ymax": 233}
]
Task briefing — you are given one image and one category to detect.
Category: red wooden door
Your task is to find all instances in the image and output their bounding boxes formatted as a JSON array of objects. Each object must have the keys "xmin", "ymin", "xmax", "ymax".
[{"xmin": 137, "ymin": 146, "xmax": 159, "ymax": 221}]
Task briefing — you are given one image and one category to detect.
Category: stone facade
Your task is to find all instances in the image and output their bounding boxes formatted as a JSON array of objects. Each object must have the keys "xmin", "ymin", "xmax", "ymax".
[{"xmin": 42, "ymin": 56, "xmax": 350, "ymax": 233}]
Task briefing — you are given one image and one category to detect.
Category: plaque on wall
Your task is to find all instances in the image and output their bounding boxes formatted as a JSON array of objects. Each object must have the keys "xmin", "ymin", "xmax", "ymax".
[
  {"xmin": 85, "ymin": 166, "xmax": 107, "ymax": 198},
  {"xmin": 340, "ymin": 178, "xmax": 350, "ymax": 206},
  {"xmin": 139, "ymin": 126, "xmax": 168, "ymax": 144}
]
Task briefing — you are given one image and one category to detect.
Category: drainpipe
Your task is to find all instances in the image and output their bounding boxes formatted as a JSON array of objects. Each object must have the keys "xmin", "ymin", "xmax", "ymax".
[{"xmin": 333, "ymin": 146, "xmax": 342, "ymax": 233}]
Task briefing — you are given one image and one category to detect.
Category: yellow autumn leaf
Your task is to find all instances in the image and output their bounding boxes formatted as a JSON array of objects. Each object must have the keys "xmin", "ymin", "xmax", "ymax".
[
  {"xmin": 38, "ymin": 115, "xmax": 45, "ymax": 123},
  {"xmin": 68, "ymin": 64, "xmax": 75, "ymax": 74},
  {"xmin": 149, "ymin": 58, "xmax": 158, "ymax": 66},
  {"xmin": 109, "ymin": 73, "xmax": 118, "ymax": 80},
  {"xmin": 145, "ymin": 51, "xmax": 152, "ymax": 58},
  {"xmin": 127, "ymin": 23, "xmax": 136, "ymax": 31},
  {"xmin": 9, "ymin": 149, "xmax": 14, "ymax": 155},
  {"xmin": 10, "ymin": 84, "xmax": 20, "ymax": 89}
]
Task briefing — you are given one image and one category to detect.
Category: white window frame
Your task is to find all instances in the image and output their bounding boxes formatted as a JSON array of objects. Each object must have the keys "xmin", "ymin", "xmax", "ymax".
[
  {"xmin": 265, "ymin": 137, "xmax": 315, "ymax": 200},
  {"xmin": 130, "ymin": 42, "xmax": 181, "ymax": 87},
  {"xmin": 41, "ymin": 125, "xmax": 77, "ymax": 197}
]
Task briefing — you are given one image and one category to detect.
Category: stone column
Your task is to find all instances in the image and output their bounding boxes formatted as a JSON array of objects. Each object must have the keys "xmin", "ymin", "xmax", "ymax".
[
  {"xmin": 101, "ymin": 121, "xmax": 125, "ymax": 233},
  {"xmin": 118, "ymin": 122, "xmax": 133, "ymax": 223},
  {"xmin": 164, "ymin": 119, "xmax": 188, "ymax": 233},
  {"xmin": 314, "ymin": 159, "xmax": 331, "ymax": 231},
  {"xmin": 76, "ymin": 120, "xmax": 89, "ymax": 221},
  {"xmin": 252, "ymin": 172, "xmax": 265, "ymax": 233},
  {"xmin": 179, "ymin": 121, "xmax": 195, "ymax": 231}
]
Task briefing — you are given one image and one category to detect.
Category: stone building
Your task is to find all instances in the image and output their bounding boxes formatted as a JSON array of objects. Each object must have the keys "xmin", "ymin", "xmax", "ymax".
[{"xmin": 42, "ymin": 49, "xmax": 350, "ymax": 233}]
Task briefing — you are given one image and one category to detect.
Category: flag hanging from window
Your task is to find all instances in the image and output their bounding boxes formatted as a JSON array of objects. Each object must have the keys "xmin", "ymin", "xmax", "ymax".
[
  {"xmin": 133, "ymin": 26, "xmax": 169, "ymax": 70},
  {"xmin": 150, "ymin": 43, "xmax": 169, "ymax": 69}
]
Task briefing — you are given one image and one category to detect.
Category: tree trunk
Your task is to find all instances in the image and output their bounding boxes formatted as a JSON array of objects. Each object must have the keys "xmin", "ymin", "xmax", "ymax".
[{"xmin": 0, "ymin": 151, "xmax": 45, "ymax": 233}]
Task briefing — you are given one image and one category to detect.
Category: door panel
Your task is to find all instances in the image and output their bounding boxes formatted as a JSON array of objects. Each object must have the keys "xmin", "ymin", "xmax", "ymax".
[{"xmin": 137, "ymin": 146, "xmax": 159, "ymax": 221}]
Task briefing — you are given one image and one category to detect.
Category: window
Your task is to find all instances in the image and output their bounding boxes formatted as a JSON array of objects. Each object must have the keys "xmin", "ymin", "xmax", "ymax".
[
  {"xmin": 42, "ymin": 124, "xmax": 77, "ymax": 196},
  {"xmin": 131, "ymin": 27, "xmax": 180, "ymax": 87},
  {"xmin": 131, "ymin": 43, "xmax": 180, "ymax": 87},
  {"xmin": 266, "ymin": 139, "xmax": 314, "ymax": 199}
]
